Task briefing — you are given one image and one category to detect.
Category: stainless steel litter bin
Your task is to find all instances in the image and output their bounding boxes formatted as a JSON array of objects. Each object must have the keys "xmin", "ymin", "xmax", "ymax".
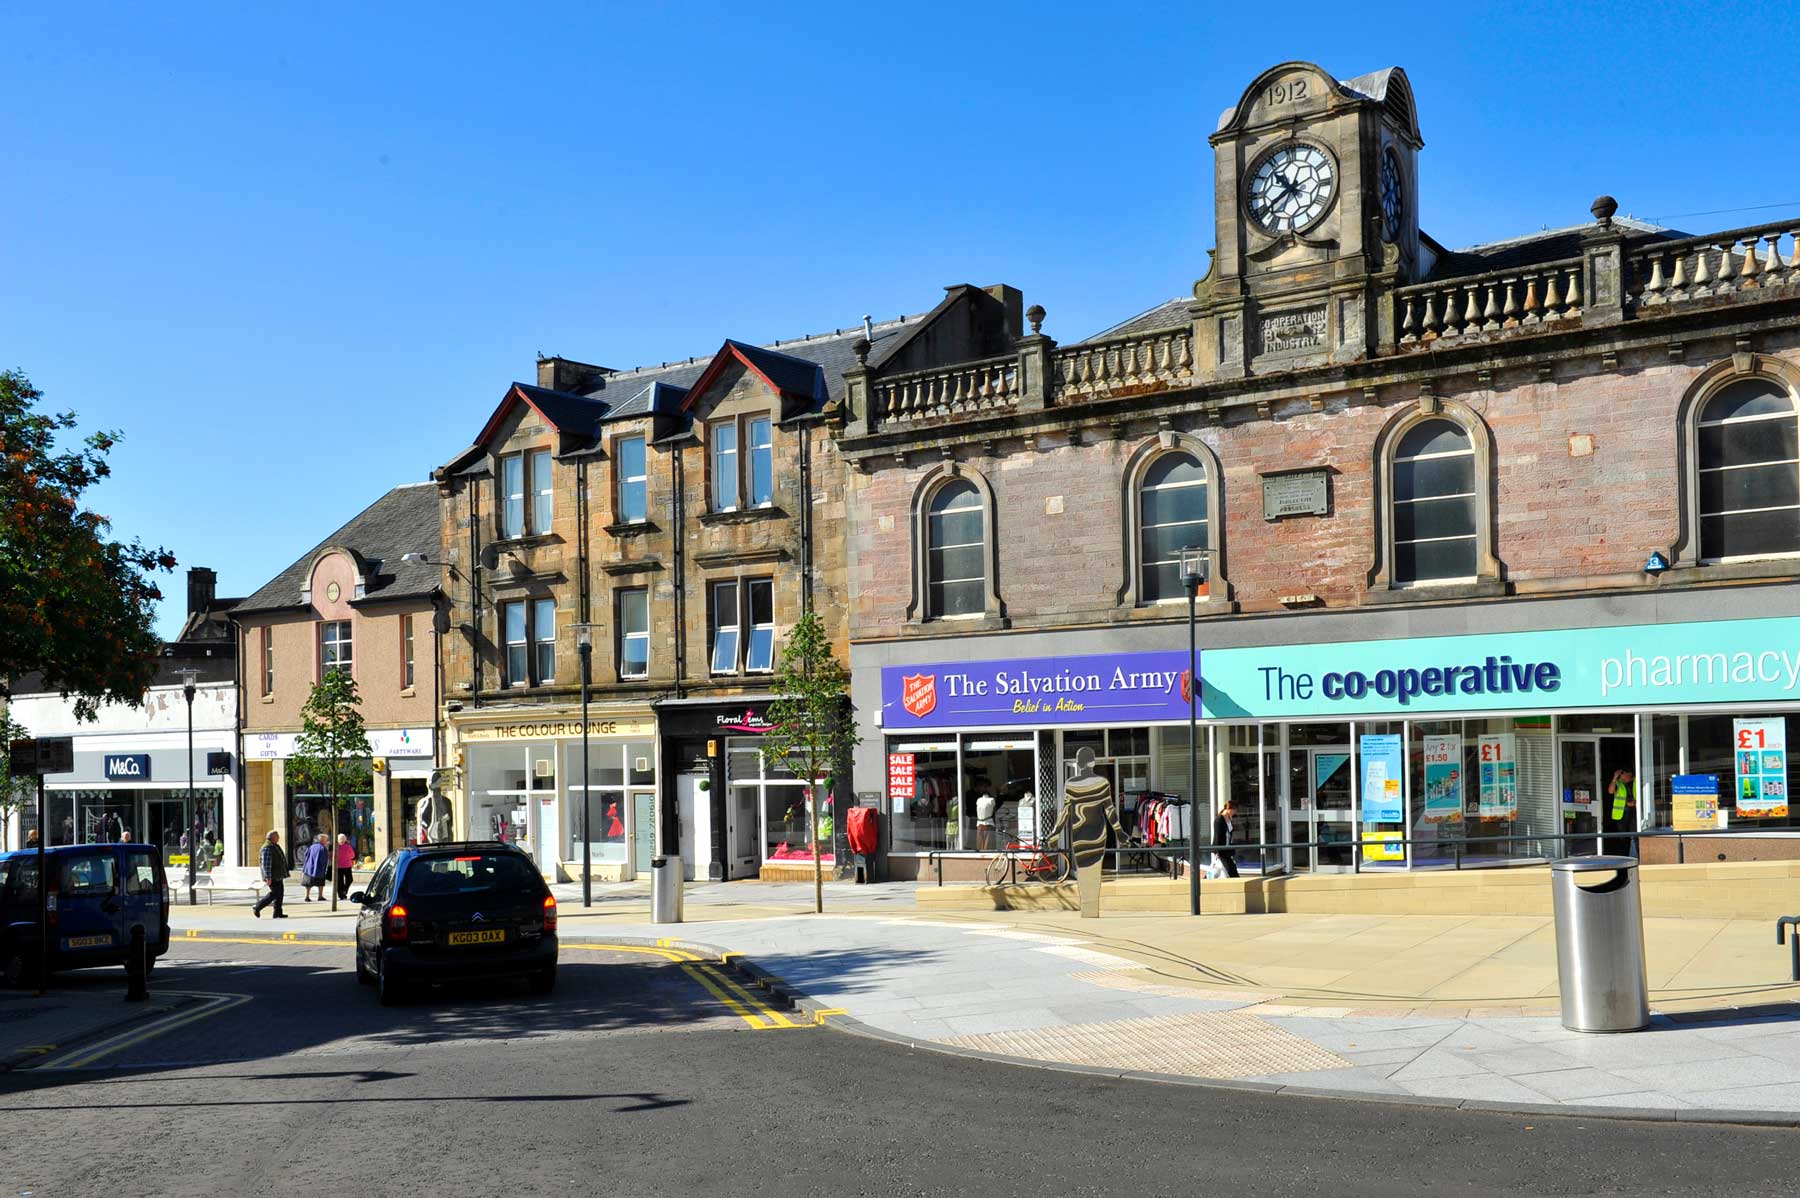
[
  {"xmin": 651, "ymin": 855, "xmax": 684, "ymax": 924},
  {"xmin": 1550, "ymin": 856, "xmax": 1649, "ymax": 1033}
]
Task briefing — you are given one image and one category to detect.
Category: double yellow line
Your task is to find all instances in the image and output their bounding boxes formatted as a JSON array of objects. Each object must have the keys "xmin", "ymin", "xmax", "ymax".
[
  {"xmin": 31, "ymin": 991, "xmax": 251, "ymax": 1071},
  {"xmin": 575, "ymin": 942, "xmax": 837, "ymax": 1031}
]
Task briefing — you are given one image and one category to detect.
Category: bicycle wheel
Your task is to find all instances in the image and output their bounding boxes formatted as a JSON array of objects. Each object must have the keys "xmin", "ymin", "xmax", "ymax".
[
  {"xmin": 1041, "ymin": 850, "xmax": 1072, "ymax": 884},
  {"xmin": 984, "ymin": 853, "xmax": 1011, "ymax": 887}
]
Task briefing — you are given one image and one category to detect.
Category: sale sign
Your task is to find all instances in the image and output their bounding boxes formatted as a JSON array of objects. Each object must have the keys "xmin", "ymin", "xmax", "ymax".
[
  {"xmin": 1477, "ymin": 734, "xmax": 1518, "ymax": 819},
  {"xmin": 887, "ymin": 753, "xmax": 917, "ymax": 803},
  {"xmin": 1733, "ymin": 718, "xmax": 1789, "ymax": 818}
]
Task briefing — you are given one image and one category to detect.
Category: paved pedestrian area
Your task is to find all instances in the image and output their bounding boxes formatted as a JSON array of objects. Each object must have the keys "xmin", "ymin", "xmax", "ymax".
[{"xmin": 164, "ymin": 887, "xmax": 1800, "ymax": 1118}]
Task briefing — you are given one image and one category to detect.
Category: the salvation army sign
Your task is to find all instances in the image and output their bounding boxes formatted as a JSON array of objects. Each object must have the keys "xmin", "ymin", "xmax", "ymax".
[{"xmin": 881, "ymin": 651, "xmax": 1194, "ymax": 729}]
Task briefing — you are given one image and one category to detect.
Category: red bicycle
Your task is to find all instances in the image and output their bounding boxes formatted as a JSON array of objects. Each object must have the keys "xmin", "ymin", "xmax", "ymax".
[{"xmin": 984, "ymin": 839, "xmax": 1071, "ymax": 886}]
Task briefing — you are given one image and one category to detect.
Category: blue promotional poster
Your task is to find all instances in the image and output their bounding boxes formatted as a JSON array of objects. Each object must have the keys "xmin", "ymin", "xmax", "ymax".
[{"xmin": 1360, "ymin": 734, "xmax": 1404, "ymax": 823}]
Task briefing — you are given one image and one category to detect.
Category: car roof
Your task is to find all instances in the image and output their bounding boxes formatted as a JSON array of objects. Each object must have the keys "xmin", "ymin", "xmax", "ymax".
[
  {"xmin": 399, "ymin": 841, "xmax": 526, "ymax": 857},
  {"xmin": 1, "ymin": 843, "xmax": 157, "ymax": 857}
]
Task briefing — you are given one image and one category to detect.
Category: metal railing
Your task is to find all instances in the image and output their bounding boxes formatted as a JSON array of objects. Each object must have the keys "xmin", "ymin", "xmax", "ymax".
[{"xmin": 934, "ymin": 825, "xmax": 1794, "ymax": 886}]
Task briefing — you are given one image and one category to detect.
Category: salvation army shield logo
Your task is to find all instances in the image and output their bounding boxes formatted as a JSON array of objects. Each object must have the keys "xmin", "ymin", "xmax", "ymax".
[
  {"xmin": 1180, "ymin": 669, "xmax": 1192, "ymax": 705},
  {"xmin": 901, "ymin": 673, "xmax": 938, "ymax": 718}
]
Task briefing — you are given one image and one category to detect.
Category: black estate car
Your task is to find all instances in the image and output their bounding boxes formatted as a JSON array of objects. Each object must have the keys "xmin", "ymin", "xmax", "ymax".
[{"xmin": 351, "ymin": 842, "xmax": 557, "ymax": 1005}]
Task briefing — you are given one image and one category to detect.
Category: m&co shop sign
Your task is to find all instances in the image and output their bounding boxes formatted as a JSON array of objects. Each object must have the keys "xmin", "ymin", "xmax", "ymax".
[{"xmin": 881, "ymin": 651, "xmax": 1194, "ymax": 730}]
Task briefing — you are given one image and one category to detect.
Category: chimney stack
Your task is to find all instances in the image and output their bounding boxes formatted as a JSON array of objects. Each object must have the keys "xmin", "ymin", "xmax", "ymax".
[{"xmin": 187, "ymin": 566, "xmax": 217, "ymax": 616}]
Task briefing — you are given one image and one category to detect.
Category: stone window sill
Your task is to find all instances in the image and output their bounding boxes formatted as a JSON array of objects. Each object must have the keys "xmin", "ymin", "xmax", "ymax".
[
  {"xmin": 906, "ymin": 614, "xmax": 1011, "ymax": 635},
  {"xmin": 1362, "ymin": 577, "xmax": 1506, "ymax": 606},
  {"xmin": 699, "ymin": 506, "xmax": 786, "ymax": 527},
  {"xmin": 605, "ymin": 520, "xmax": 658, "ymax": 538},
  {"xmin": 259, "ymin": 694, "xmax": 275, "ymax": 705}
]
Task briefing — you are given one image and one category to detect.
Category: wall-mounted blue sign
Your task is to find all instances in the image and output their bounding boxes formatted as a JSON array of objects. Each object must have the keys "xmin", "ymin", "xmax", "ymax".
[
  {"xmin": 103, "ymin": 753, "xmax": 151, "ymax": 781},
  {"xmin": 881, "ymin": 651, "xmax": 1195, "ymax": 730}
]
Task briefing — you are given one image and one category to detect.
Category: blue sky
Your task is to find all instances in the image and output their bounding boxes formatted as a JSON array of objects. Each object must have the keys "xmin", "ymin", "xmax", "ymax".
[{"xmin": 5, "ymin": 2, "xmax": 1798, "ymax": 638}]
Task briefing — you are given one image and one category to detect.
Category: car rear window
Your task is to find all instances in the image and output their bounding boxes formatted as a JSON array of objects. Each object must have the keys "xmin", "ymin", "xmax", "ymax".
[
  {"xmin": 400, "ymin": 853, "xmax": 539, "ymax": 899},
  {"xmin": 63, "ymin": 854, "xmax": 117, "ymax": 895},
  {"xmin": 124, "ymin": 851, "xmax": 159, "ymax": 896}
]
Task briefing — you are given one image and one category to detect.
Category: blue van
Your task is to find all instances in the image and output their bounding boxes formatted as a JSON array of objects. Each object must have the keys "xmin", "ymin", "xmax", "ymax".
[{"xmin": 0, "ymin": 844, "xmax": 171, "ymax": 987}]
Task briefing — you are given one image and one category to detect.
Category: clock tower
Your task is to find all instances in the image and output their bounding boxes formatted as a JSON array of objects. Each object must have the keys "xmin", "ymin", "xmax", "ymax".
[{"xmin": 1193, "ymin": 62, "xmax": 1423, "ymax": 378}]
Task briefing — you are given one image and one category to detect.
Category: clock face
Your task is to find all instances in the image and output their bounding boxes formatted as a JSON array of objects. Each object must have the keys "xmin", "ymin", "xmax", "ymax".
[
  {"xmin": 1379, "ymin": 148, "xmax": 1404, "ymax": 242},
  {"xmin": 1245, "ymin": 142, "xmax": 1336, "ymax": 235}
]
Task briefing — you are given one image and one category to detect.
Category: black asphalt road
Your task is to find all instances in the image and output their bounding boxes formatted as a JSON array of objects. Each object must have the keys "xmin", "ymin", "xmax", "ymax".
[{"xmin": 2, "ymin": 939, "xmax": 1798, "ymax": 1197}]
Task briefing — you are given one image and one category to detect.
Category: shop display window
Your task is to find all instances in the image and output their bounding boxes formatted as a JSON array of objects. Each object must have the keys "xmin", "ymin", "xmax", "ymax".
[{"xmin": 562, "ymin": 740, "xmax": 653, "ymax": 863}]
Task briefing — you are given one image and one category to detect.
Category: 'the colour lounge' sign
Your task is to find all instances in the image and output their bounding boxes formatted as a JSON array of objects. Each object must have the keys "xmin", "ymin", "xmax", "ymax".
[{"xmin": 881, "ymin": 651, "xmax": 1195, "ymax": 729}]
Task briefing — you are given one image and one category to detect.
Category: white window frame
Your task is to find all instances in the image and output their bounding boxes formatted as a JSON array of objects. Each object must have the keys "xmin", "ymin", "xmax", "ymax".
[
  {"xmin": 710, "ymin": 580, "xmax": 740, "ymax": 675},
  {"xmin": 1138, "ymin": 451, "xmax": 1209, "ymax": 604},
  {"xmin": 320, "ymin": 620, "xmax": 353, "ymax": 678},
  {"xmin": 530, "ymin": 449, "xmax": 554, "ymax": 534},
  {"xmin": 618, "ymin": 588, "xmax": 649, "ymax": 680},
  {"xmin": 711, "ymin": 421, "xmax": 740, "ymax": 512},
  {"xmin": 1697, "ymin": 384, "xmax": 1800, "ymax": 565},
  {"xmin": 401, "ymin": 614, "xmax": 415, "ymax": 690},
  {"xmin": 261, "ymin": 627, "xmax": 274, "ymax": 696},
  {"xmin": 1392, "ymin": 421, "xmax": 1478, "ymax": 587},
  {"xmin": 748, "ymin": 417, "xmax": 774, "ymax": 507},
  {"xmin": 927, "ymin": 481, "xmax": 987, "ymax": 620},
  {"xmin": 502, "ymin": 601, "xmax": 528, "ymax": 687},
  {"xmin": 617, "ymin": 435, "xmax": 648, "ymax": 524},
  {"xmin": 532, "ymin": 598, "xmax": 556, "ymax": 683},
  {"xmin": 745, "ymin": 578, "xmax": 775, "ymax": 673}
]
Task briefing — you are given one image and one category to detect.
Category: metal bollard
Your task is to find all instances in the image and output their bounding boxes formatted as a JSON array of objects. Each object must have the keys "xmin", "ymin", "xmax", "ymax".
[
  {"xmin": 650, "ymin": 855, "xmax": 684, "ymax": 924},
  {"xmin": 124, "ymin": 926, "xmax": 148, "ymax": 1003}
]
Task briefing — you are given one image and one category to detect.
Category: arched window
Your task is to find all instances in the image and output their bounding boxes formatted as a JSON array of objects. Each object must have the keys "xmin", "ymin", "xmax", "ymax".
[
  {"xmin": 1392, "ymin": 419, "xmax": 1476, "ymax": 584},
  {"xmin": 1138, "ymin": 452, "xmax": 1209, "ymax": 602},
  {"xmin": 1698, "ymin": 379, "xmax": 1800, "ymax": 562},
  {"xmin": 926, "ymin": 479, "xmax": 986, "ymax": 618}
]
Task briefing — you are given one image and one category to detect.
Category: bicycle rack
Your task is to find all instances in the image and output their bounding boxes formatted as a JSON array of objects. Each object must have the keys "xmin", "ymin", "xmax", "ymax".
[{"xmin": 1778, "ymin": 916, "xmax": 1800, "ymax": 983}]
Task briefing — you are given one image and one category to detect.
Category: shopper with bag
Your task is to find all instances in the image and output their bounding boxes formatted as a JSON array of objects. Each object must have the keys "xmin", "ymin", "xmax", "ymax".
[{"xmin": 1211, "ymin": 799, "xmax": 1240, "ymax": 879}]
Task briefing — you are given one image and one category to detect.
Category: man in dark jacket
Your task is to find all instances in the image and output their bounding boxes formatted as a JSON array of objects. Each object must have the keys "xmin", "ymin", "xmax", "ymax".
[
  {"xmin": 1211, "ymin": 799, "xmax": 1239, "ymax": 879},
  {"xmin": 252, "ymin": 830, "xmax": 289, "ymax": 919}
]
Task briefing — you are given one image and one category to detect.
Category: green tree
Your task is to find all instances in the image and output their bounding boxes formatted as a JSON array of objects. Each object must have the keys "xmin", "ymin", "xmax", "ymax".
[
  {"xmin": 1, "ymin": 370, "xmax": 174, "ymax": 719},
  {"xmin": 287, "ymin": 669, "xmax": 372, "ymax": 911},
  {"xmin": 761, "ymin": 607, "xmax": 859, "ymax": 915}
]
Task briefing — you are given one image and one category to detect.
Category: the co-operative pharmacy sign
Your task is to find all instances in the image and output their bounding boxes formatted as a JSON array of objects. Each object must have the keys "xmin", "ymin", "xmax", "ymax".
[
  {"xmin": 1201, "ymin": 614, "xmax": 1800, "ymax": 720},
  {"xmin": 881, "ymin": 650, "xmax": 1193, "ymax": 729}
]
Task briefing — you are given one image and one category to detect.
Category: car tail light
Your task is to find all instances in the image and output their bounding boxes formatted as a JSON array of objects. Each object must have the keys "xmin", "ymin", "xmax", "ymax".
[
  {"xmin": 385, "ymin": 904, "xmax": 409, "ymax": 943},
  {"xmin": 542, "ymin": 894, "xmax": 557, "ymax": 933}
]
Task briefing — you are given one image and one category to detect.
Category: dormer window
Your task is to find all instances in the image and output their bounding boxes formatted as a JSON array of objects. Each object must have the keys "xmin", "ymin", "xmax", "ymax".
[
  {"xmin": 709, "ymin": 416, "xmax": 775, "ymax": 513},
  {"xmin": 498, "ymin": 450, "xmax": 554, "ymax": 538}
]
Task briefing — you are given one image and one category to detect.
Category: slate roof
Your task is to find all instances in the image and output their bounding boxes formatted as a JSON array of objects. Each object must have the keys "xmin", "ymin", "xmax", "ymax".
[
  {"xmin": 509, "ymin": 382, "xmax": 608, "ymax": 439},
  {"xmin": 1425, "ymin": 216, "xmax": 1687, "ymax": 282},
  {"xmin": 1077, "ymin": 297, "xmax": 1191, "ymax": 344},
  {"xmin": 234, "ymin": 481, "xmax": 443, "ymax": 615}
]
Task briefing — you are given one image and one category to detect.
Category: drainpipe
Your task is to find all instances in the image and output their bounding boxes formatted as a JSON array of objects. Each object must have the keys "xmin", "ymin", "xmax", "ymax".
[
  {"xmin": 671, "ymin": 448, "xmax": 686, "ymax": 698},
  {"xmin": 230, "ymin": 614, "xmax": 246, "ymax": 869},
  {"xmin": 468, "ymin": 480, "xmax": 483, "ymax": 708}
]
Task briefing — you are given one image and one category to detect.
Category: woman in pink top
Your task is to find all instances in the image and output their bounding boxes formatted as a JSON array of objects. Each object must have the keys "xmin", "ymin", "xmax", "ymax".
[{"xmin": 335, "ymin": 833, "xmax": 356, "ymax": 901}]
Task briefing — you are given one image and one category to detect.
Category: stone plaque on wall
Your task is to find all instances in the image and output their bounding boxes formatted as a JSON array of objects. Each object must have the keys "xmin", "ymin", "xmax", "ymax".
[
  {"xmin": 1262, "ymin": 469, "xmax": 1330, "ymax": 520},
  {"xmin": 1258, "ymin": 304, "xmax": 1328, "ymax": 355}
]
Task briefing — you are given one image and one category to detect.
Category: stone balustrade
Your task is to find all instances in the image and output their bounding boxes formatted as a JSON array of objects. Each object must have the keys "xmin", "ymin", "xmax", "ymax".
[
  {"xmin": 1053, "ymin": 328, "xmax": 1194, "ymax": 400},
  {"xmin": 873, "ymin": 355, "xmax": 1019, "ymax": 425},
  {"xmin": 1627, "ymin": 220, "xmax": 1800, "ymax": 307},
  {"xmin": 1397, "ymin": 257, "xmax": 1585, "ymax": 344}
]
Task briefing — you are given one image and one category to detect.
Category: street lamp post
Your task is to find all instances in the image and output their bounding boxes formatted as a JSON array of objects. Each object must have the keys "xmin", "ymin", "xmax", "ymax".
[
  {"xmin": 1179, "ymin": 548, "xmax": 1209, "ymax": 917},
  {"xmin": 175, "ymin": 668, "xmax": 200, "ymax": 906},
  {"xmin": 572, "ymin": 624, "xmax": 597, "ymax": 908}
]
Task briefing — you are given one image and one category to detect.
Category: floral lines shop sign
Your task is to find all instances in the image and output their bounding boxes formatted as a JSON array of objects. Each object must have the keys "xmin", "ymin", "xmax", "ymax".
[
  {"xmin": 1200, "ymin": 614, "xmax": 1800, "ymax": 720},
  {"xmin": 882, "ymin": 651, "xmax": 1194, "ymax": 730}
]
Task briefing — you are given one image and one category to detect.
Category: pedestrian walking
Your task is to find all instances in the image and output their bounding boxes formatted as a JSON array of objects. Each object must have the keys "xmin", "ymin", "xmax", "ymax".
[
  {"xmin": 335, "ymin": 832, "xmax": 355, "ymax": 900},
  {"xmin": 301, "ymin": 833, "xmax": 329, "ymax": 901},
  {"xmin": 1211, "ymin": 798, "xmax": 1240, "ymax": 879},
  {"xmin": 252, "ymin": 831, "xmax": 288, "ymax": 919},
  {"xmin": 25, "ymin": 828, "xmax": 39, "ymax": 849}
]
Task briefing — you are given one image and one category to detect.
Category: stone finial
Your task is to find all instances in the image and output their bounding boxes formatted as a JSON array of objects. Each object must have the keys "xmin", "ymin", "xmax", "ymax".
[
  {"xmin": 1590, "ymin": 195, "xmax": 1619, "ymax": 228},
  {"xmin": 852, "ymin": 337, "xmax": 871, "ymax": 365},
  {"xmin": 1026, "ymin": 304, "xmax": 1046, "ymax": 335}
]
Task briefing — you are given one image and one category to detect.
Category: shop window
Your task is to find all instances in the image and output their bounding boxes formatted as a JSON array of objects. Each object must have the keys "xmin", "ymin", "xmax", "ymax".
[
  {"xmin": 1138, "ymin": 452, "xmax": 1209, "ymax": 602},
  {"xmin": 1696, "ymin": 379, "xmax": 1800, "ymax": 562},
  {"xmin": 1391, "ymin": 419, "xmax": 1476, "ymax": 584},
  {"xmin": 926, "ymin": 480, "xmax": 986, "ymax": 618},
  {"xmin": 319, "ymin": 620, "xmax": 352, "ymax": 678},
  {"xmin": 617, "ymin": 588, "xmax": 649, "ymax": 679},
  {"xmin": 615, "ymin": 435, "xmax": 648, "ymax": 523},
  {"xmin": 887, "ymin": 740, "xmax": 959, "ymax": 853},
  {"xmin": 564, "ymin": 741, "xmax": 651, "ymax": 863}
]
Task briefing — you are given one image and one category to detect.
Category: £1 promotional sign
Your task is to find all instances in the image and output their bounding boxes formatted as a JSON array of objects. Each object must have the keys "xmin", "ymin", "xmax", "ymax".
[
  {"xmin": 880, "ymin": 651, "xmax": 1194, "ymax": 729},
  {"xmin": 1477, "ymin": 734, "xmax": 1518, "ymax": 819},
  {"xmin": 1733, "ymin": 718, "xmax": 1789, "ymax": 818}
]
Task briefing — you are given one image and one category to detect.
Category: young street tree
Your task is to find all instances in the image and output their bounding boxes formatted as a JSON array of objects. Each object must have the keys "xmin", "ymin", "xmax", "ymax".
[
  {"xmin": 1, "ymin": 370, "xmax": 173, "ymax": 720},
  {"xmin": 287, "ymin": 668, "xmax": 372, "ymax": 912},
  {"xmin": 761, "ymin": 607, "xmax": 859, "ymax": 915}
]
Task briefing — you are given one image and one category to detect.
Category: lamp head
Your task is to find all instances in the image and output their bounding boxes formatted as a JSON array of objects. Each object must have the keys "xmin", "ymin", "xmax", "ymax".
[{"xmin": 1179, "ymin": 546, "xmax": 1210, "ymax": 590}]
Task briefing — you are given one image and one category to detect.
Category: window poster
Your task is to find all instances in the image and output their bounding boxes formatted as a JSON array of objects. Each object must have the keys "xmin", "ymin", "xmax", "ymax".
[
  {"xmin": 1733, "ymin": 718, "xmax": 1789, "ymax": 818},
  {"xmin": 1477, "ymin": 734, "xmax": 1518, "ymax": 819},
  {"xmin": 1360, "ymin": 734, "xmax": 1404, "ymax": 823},
  {"xmin": 1422, "ymin": 735, "xmax": 1463, "ymax": 823},
  {"xmin": 887, "ymin": 753, "xmax": 916, "ymax": 816},
  {"xmin": 1671, "ymin": 774, "xmax": 1720, "ymax": 831}
]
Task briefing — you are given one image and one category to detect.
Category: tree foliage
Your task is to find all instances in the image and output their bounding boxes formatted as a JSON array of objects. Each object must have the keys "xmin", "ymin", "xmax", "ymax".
[
  {"xmin": 0, "ymin": 370, "xmax": 173, "ymax": 719},
  {"xmin": 288, "ymin": 669, "xmax": 373, "ymax": 910},
  {"xmin": 0, "ymin": 710, "xmax": 34, "ymax": 820},
  {"xmin": 761, "ymin": 607, "xmax": 859, "ymax": 913}
]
